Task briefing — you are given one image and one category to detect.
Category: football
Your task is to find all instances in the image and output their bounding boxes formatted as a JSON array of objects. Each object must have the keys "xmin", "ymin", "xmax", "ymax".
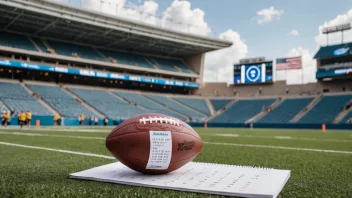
[{"xmin": 106, "ymin": 113, "xmax": 203, "ymax": 174}]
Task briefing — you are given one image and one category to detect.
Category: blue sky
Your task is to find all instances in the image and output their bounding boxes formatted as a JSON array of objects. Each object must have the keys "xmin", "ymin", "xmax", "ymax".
[{"xmin": 143, "ymin": 0, "xmax": 352, "ymax": 59}]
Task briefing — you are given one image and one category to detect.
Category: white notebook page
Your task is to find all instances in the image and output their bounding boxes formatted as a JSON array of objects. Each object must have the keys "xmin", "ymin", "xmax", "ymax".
[{"xmin": 70, "ymin": 162, "xmax": 290, "ymax": 198}]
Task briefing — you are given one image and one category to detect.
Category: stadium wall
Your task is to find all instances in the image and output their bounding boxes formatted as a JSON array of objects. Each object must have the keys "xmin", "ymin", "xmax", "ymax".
[{"xmin": 184, "ymin": 53, "xmax": 205, "ymax": 86}]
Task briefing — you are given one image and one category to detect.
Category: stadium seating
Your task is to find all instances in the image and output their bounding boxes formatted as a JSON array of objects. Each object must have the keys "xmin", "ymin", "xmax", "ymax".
[
  {"xmin": 210, "ymin": 99, "xmax": 233, "ymax": 111},
  {"xmin": 172, "ymin": 97, "xmax": 210, "ymax": 115},
  {"xmin": 0, "ymin": 82, "xmax": 52, "ymax": 115},
  {"xmin": 31, "ymin": 38, "xmax": 49, "ymax": 53},
  {"xmin": 47, "ymin": 40, "xmax": 106, "ymax": 62},
  {"xmin": 209, "ymin": 99, "xmax": 276, "ymax": 123},
  {"xmin": 340, "ymin": 111, "xmax": 352, "ymax": 123},
  {"xmin": 99, "ymin": 49, "xmax": 154, "ymax": 69},
  {"xmin": 68, "ymin": 88, "xmax": 146, "ymax": 120},
  {"xmin": 298, "ymin": 95, "xmax": 352, "ymax": 124},
  {"xmin": 0, "ymin": 32, "xmax": 37, "ymax": 52},
  {"xmin": 114, "ymin": 91, "xmax": 186, "ymax": 120},
  {"xmin": 151, "ymin": 57, "xmax": 196, "ymax": 74},
  {"xmin": 256, "ymin": 98, "xmax": 313, "ymax": 123},
  {"xmin": 144, "ymin": 94, "xmax": 206, "ymax": 121},
  {"xmin": 0, "ymin": 100, "xmax": 9, "ymax": 112},
  {"xmin": 27, "ymin": 84, "xmax": 96, "ymax": 118}
]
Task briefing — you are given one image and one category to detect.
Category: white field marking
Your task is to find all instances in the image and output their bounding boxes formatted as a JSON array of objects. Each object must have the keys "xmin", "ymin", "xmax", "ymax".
[
  {"xmin": 206, "ymin": 133, "xmax": 352, "ymax": 143},
  {"xmin": 204, "ymin": 141, "xmax": 352, "ymax": 155},
  {"xmin": 215, "ymin": 134, "xmax": 240, "ymax": 137},
  {"xmin": 0, "ymin": 128, "xmax": 111, "ymax": 133},
  {"xmin": 274, "ymin": 136, "xmax": 293, "ymax": 139},
  {"xmin": 0, "ymin": 141, "xmax": 115, "ymax": 159},
  {"xmin": 1, "ymin": 132, "xmax": 351, "ymax": 155},
  {"xmin": 0, "ymin": 131, "xmax": 105, "ymax": 140}
]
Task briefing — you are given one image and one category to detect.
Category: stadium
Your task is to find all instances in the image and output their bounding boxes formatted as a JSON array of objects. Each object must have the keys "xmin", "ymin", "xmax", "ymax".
[{"xmin": 0, "ymin": 0, "xmax": 351, "ymax": 197}]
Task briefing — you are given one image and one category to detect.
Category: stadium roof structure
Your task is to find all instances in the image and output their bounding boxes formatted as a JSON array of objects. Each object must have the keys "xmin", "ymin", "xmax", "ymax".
[
  {"xmin": 314, "ymin": 42, "xmax": 352, "ymax": 59},
  {"xmin": 0, "ymin": 0, "xmax": 232, "ymax": 58}
]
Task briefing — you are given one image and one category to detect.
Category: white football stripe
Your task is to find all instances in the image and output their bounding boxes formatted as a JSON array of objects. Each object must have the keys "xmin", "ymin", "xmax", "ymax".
[
  {"xmin": 0, "ymin": 131, "xmax": 105, "ymax": 140},
  {"xmin": 206, "ymin": 134, "xmax": 352, "ymax": 143},
  {"xmin": 0, "ymin": 141, "xmax": 115, "ymax": 159},
  {"xmin": 203, "ymin": 142, "xmax": 352, "ymax": 155}
]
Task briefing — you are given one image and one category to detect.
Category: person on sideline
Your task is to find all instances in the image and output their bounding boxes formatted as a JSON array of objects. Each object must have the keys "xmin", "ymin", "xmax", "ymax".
[
  {"xmin": 79, "ymin": 113, "xmax": 85, "ymax": 126},
  {"xmin": 54, "ymin": 114, "xmax": 61, "ymax": 126},
  {"xmin": 26, "ymin": 110, "xmax": 32, "ymax": 128},
  {"xmin": 19, "ymin": 111, "xmax": 26, "ymax": 129},
  {"xmin": 104, "ymin": 117, "xmax": 108, "ymax": 126}
]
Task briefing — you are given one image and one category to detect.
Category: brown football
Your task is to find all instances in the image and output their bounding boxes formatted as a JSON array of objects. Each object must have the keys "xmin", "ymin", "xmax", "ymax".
[{"xmin": 106, "ymin": 113, "xmax": 203, "ymax": 174}]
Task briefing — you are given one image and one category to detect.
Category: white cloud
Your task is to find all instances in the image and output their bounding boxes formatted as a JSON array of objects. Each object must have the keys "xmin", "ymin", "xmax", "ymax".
[
  {"xmin": 79, "ymin": 0, "xmax": 210, "ymax": 35},
  {"xmin": 256, "ymin": 7, "xmax": 284, "ymax": 24},
  {"xmin": 289, "ymin": 29, "xmax": 299, "ymax": 36},
  {"xmin": 315, "ymin": 9, "xmax": 352, "ymax": 46},
  {"xmin": 276, "ymin": 47, "xmax": 317, "ymax": 85},
  {"xmin": 204, "ymin": 30, "xmax": 248, "ymax": 83},
  {"xmin": 161, "ymin": 0, "xmax": 211, "ymax": 35}
]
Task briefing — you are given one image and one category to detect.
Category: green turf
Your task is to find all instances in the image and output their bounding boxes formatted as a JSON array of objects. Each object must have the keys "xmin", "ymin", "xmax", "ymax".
[{"xmin": 0, "ymin": 127, "xmax": 352, "ymax": 198}]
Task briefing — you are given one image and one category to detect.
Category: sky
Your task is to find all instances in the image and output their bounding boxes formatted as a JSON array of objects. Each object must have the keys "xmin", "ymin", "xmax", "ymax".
[{"xmin": 58, "ymin": 0, "xmax": 352, "ymax": 84}]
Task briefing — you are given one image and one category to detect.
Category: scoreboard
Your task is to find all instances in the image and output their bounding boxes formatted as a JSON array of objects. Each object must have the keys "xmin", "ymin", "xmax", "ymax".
[{"xmin": 233, "ymin": 61, "xmax": 273, "ymax": 85}]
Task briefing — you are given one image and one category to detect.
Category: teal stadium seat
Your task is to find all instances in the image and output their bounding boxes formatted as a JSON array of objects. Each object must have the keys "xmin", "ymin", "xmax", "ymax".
[
  {"xmin": 0, "ymin": 32, "xmax": 37, "ymax": 51},
  {"xmin": 68, "ymin": 88, "xmax": 145, "ymax": 120},
  {"xmin": 257, "ymin": 98, "xmax": 313, "ymax": 123},
  {"xmin": 209, "ymin": 99, "xmax": 276, "ymax": 123},
  {"xmin": 31, "ymin": 38, "xmax": 49, "ymax": 53},
  {"xmin": 48, "ymin": 40, "xmax": 106, "ymax": 62},
  {"xmin": 27, "ymin": 84, "xmax": 97, "ymax": 118},
  {"xmin": 298, "ymin": 95, "xmax": 352, "ymax": 124},
  {"xmin": 340, "ymin": 111, "xmax": 352, "ymax": 123},
  {"xmin": 99, "ymin": 49, "xmax": 154, "ymax": 69},
  {"xmin": 210, "ymin": 99, "xmax": 233, "ymax": 111},
  {"xmin": 115, "ymin": 91, "xmax": 187, "ymax": 120},
  {"xmin": 144, "ymin": 94, "xmax": 206, "ymax": 121},
  {"xmin": 0, "ymin": 82, "xmax": 51, "ymax": 115},
  {"xmin": 173, "ymin": 97, "xmax": 210, "ymax": 115}
]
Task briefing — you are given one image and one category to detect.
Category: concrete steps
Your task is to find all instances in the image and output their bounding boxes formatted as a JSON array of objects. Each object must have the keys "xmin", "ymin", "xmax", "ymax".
[
  {"xmin": 245, "ymin": 97, "xmax": 283, "ymax": 124},
  {"xmin": 290, "ymin": 95, "xmax": 323, "ymax": 123},
  {"xmin": 61, "ymin": 86, "xmax": 106, "ymax": 118},
  {"xmin": 205, "ymin": 99, "xmax": 236, "ymax": 122},
  {"xmin": 333, "ymin": 99, "xmax": 352, "ymax": 123},
  {"xmin": 21, "ymin": 83, "xmax": 59, "ymax": 115}
]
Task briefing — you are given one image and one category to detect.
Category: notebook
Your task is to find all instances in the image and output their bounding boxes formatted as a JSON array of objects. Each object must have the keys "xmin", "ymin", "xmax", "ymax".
[{"xmin": 70, "ymin": 162, "xmax": 290, "ymax": 198}]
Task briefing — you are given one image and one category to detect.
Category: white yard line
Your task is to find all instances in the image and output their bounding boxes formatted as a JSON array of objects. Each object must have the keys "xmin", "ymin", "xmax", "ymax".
[
  {"xmin": 206, "ymin": 133, "xmax": 352, "ymax": 143},
  {"xmin": 0, "ymin": 141, "xmax": 115, "ymax": 159},
  {"xmin": 204, "ymin": 142, "xmax": 352, "ymax": 154},
  {"xmin": 0, "ymin": 131, "xmax": 106, "ymax": 140}
]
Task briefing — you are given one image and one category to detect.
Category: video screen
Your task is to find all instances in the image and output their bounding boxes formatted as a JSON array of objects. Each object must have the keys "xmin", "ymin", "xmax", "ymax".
[{"xmin": 233, "ymin": 61, "xmax": 273, "ymax": 84}]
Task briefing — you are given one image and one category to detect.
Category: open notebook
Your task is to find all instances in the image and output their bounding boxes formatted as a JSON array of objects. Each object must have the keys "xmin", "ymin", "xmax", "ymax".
[{"xmin": 70, "ymin": 162, "xmax": 290, "ymax": 198}]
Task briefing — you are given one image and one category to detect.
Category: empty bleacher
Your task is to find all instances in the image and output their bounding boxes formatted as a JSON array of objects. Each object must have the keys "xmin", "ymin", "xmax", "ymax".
[
  {"xmin": 0, "ymin": 82, "xmax": 52, "ymax": 115},
  {"xmin": 68, "ymin": 88, "xmax": 146, "ymax": 120},
  {"xmin": 145, "ymin": 94, "xmax": 206, "ymax": 121},
  {"xmin": 209, "ymin": 99, "xmax": 276, "ymax": 123},
  {"xmin": 31, "ymin": 38, "xmax": 49, "ymax": 53},
  {"xmin": 0, "ymin": 32, "xmax": 37, "ymax": 52},
  {"xmin": 256, "ymin": 98, "xmax": 313, "ymax": 123},
  {"xmin": 27, "ymin": 84, "xmax": 96, "ymax": 118},
  {"xmin": 99, "ymin": 49, "xmax": 154, "ymax": 69},
  {"xmin": 172, "ymin": 97, "xmax": 210, "ymax": 115},
  {"xmin": 114, "ymin": 91, "xmax": 186, "ymax": 120},
  {"xmin": 210, "ymin": 99, "xmax": 233, "ymax": 111},
  {"xmin": 47, "ymin": 40, "xmax": 106, "ymax": 62},
  {"xmin": 340, "ymin": 111, "xmax": 352, "ymax": 123},
  {"xmin": 298, "ymin": 95, "xmax": 352, "ymax": 124},
  {"xmin": 152, "ymin": 58, "xmax": 195, "ymax": 74}
]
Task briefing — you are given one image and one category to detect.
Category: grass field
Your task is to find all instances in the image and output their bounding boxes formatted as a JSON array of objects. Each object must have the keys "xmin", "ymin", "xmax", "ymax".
[{"xmin": 0, "ymin": 127, "xmax": 352, "ymax": 198}]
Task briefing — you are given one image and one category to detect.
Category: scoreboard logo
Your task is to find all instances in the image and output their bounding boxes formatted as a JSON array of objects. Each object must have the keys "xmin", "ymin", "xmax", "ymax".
[{"xmin": 246, "ymin": 66, "xmax": 261, "ymax": 82}]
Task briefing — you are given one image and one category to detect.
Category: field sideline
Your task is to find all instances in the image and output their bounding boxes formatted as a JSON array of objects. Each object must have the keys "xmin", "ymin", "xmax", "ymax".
[{"xmin": 0, "ymin": 127, "xmax": 351, "ymax": 198}]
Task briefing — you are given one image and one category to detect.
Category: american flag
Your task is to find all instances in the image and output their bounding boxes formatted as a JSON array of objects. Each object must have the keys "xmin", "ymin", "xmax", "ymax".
[{"xmin": 276, "ymin": 56, "xmax": 302, "ymax": 70}]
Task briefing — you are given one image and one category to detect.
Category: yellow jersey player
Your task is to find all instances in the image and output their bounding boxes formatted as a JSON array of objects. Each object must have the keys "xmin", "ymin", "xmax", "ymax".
[
  {"xmin": 26, "ymin": 110, "xmax": 32, "ymax": 128},
  {"xmin": 19, "ymin": 111, "xmax": 26, "ymax": 129},
  {"xmin": 54, "ymin": 114, "xmax": 60, "ymax": 126}
]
